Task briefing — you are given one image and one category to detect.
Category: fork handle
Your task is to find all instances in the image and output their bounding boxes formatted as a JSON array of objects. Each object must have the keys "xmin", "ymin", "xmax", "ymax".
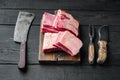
[{"xmin": 88, "ymin": 43, "xmax": 94, "ymax": 64}]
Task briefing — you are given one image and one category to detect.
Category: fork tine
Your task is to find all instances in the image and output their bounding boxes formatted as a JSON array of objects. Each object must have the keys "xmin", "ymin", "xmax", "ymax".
[
  {"xmin": 92, "ymin": 25, "xmax": 94, "ymax": 38},
  {"xmin": 89, "ymin": 25, "xmax": 92, "ymax": 37},
  {"xmin": 89, "ymin": 25, "xmax": 94, "ymax": 38}
]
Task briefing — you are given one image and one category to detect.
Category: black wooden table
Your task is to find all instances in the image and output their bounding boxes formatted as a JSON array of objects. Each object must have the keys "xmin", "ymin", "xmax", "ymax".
[{"xmin": 0, "ymin": 0, "xmax": 120, "ymax": 80}]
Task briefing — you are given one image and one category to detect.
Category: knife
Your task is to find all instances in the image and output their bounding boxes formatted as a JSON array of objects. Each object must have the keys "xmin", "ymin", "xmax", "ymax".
[
  {"xmin": 14, "ymin": 11, "xmax": 35, "ymax": 69},
  {"xmin": 97, "ymin": 25, "xmax": 109, "ymax": 64}
]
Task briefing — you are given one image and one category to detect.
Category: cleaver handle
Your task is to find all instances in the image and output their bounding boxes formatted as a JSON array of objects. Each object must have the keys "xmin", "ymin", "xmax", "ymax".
[
  {"xmin": 97, "ymin": 40, "xmax": 107, "ymax": 64},
  {"xmin": 18, "ymin": 42, "xmax": 26, "ymax": 69}
]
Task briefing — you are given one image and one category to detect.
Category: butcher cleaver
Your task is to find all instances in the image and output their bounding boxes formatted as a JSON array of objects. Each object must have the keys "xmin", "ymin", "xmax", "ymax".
[
  {"xmin": 14, "ymin": 11, "xmax": 35, "ymax": 69},
  {"xmin": 97, "ymin": 25, "xmax": 109, "ymax": 64}
]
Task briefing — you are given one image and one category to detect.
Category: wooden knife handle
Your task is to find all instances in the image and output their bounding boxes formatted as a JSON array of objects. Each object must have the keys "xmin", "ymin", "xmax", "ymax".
[
  {"xmin": 97, "ymin": 41, "xmax": 107, "ymax": 64},
  {"xmin": 88, "ymin": 43, "xmax": 94, "ymax": 64},
  {"xmin": 18, "ymin": 42, "xmax": 26, "ymax": 69}
]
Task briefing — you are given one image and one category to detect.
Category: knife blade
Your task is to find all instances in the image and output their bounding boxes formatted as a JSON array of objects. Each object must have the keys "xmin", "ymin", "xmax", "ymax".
[
  {"xmin": 14, "ymin": 11, "xmax": 35, "ymax": 69},
  {"xmin": 97, "ymin": 25, "xmax": 109, "ymax": 64}
]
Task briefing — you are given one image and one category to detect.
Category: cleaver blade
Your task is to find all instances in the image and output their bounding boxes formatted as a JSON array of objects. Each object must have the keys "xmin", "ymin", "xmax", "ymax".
[
  {"xmin": 14, "ymin": 11, "xmax": 35, "ymax": 42},
  {"xmin": 14, "ymin": 11, "xmax": 35, "ymax": 70}
]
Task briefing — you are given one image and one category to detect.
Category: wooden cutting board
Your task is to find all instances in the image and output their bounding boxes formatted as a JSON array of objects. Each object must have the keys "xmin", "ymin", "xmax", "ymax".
[
  {"xmin": 38, "ymin": 28, "xmax": 81, "ymax": 64},
  {"xmin": 38, "ymin": 32, "xmax": 81, "ymax": 64}
]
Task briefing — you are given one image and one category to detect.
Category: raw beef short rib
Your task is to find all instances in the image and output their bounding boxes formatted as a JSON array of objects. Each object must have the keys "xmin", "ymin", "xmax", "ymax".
[
  {"xmin": 54, "ymin": 10, "xmax": 79, "ymax": 36},
  {"xmin": 41, "ymin": 10, "xmax": 83, "ymax": 56},
  {"xmin": 41, "ymin": 12, "xmax": 58, "ymax": 33},
  {"xmin": 42, "ymin": 33, "xmax": 61, "ymax": 53},
  {"xmin": 53, "ymin": 31, "xmax": 83, "ymax": 56},
  {"xmin": 41, "ymin": 10, "xmax": 79, "ymax": 36}
]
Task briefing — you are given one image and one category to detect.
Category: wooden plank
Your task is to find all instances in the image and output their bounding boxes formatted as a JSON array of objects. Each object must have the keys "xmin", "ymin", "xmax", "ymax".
[
  {"xmin": 0, "ymin": 0, "xmax": 120, "ymax": 11},
  {"xmin": 0, "ymin": 65, "xmax": 64, "ymax": 80},
  {"xmin": 0, "ymin": 65, "xmax": 120, "ymax": 80},
  {"xmin": 109, "ymin": 32, "xmax": 120, "ymax": 52},
  {"xmin": 0, "ymin": 25, "xmax": 120, "ymax": 65},
  {"xmin": 1, "ymin": 10, "xmax": 120, "ymax": 25},
  {"xmin": 63, "ymin": 66, "xmax": 120, "ymax": 80}
]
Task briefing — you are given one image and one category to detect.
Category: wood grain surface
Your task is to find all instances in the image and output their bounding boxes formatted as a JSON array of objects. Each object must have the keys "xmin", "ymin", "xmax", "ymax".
[{"xmin": 0, "ymin": 0, "xmax": 120, "ymax": 80}]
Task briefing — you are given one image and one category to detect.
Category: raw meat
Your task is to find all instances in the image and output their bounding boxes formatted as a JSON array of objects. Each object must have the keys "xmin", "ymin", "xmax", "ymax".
[
  {"xmin": 41, "ymin": 10, "xmax": 79, "ymax": 36},
  {"xmin": 42, "ymin": 33, "xmax": 61, "ymax": 52},
  {"xmin": 41, "ymin": 10, "xmax": 83, "ymax": 56},
  {"xmin": 41, "ymin": 12, "xmax": 58, "ymax": 33},
  {"xmin": 54, "ymin": 10, "xmax": 79, "ymax": 36},
  {"xmin": 53, "ymin": 31, "xmax": 83, "ymax": 56}
]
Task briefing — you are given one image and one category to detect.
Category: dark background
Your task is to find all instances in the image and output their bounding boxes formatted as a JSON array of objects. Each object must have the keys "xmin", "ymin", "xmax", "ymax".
[{"xmin": 0, "ymin": 0, "xmax": 120, "ymax": 80}]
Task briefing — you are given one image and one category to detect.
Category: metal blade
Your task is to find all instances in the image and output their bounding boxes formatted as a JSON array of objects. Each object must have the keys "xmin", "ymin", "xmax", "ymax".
[
  {"xmin": 14, "ymin": 11, "xmax": 35, "ymax": 42},
  {"xmin": 98, "ymin": 25, "xmax": 109, "ymax": 41}
]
